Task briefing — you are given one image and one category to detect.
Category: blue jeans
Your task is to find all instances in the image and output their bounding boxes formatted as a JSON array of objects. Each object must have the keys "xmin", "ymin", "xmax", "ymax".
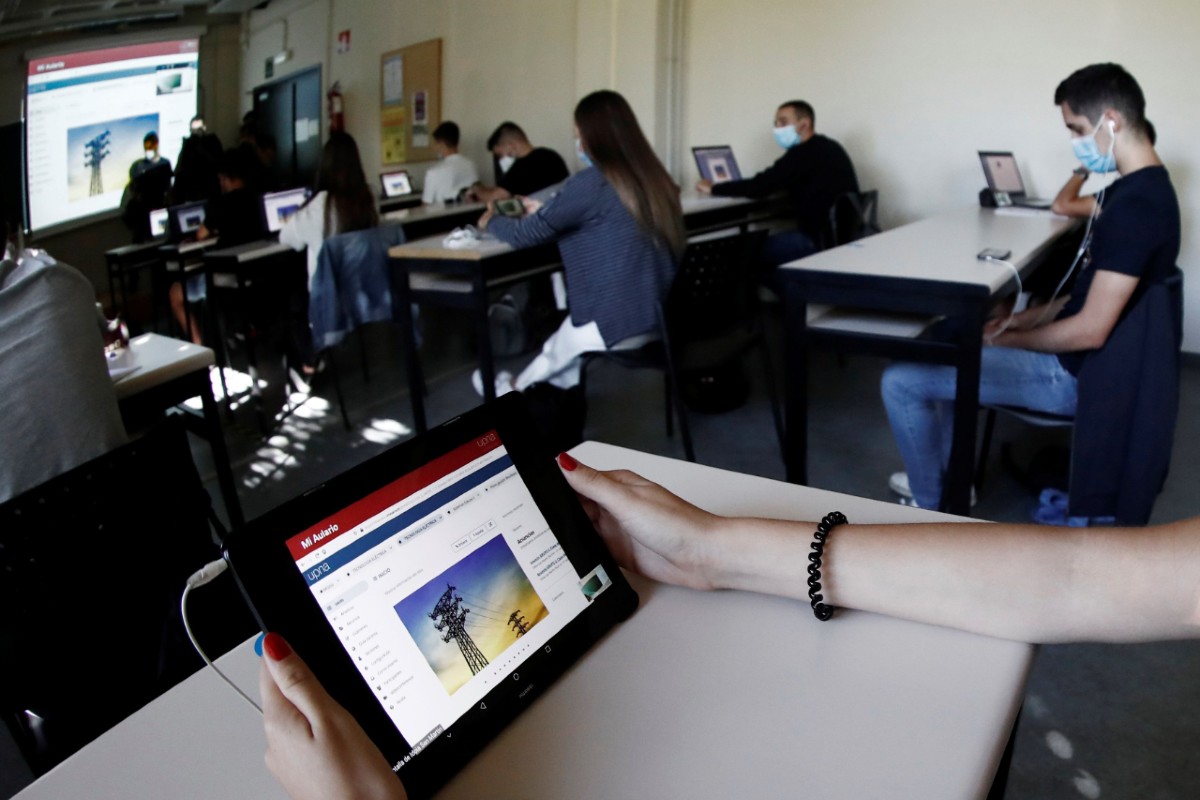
[
  {"xmin": 759, "ymin": 230, "xmax": 817, "ymax": 294},
  {"xmin": 881, "ymin": 347, "xmax": 1078, "ymax": 509}
]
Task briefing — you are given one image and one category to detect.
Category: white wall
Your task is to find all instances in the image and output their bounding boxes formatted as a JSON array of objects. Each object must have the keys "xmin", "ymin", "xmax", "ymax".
[
  {"xmin": 240, "ymin": 0, "xmax": 1200, "ymax": 350},
  {"xmin": 683, "ymin": 0, "xmax": 1200, "ymax": 350}
]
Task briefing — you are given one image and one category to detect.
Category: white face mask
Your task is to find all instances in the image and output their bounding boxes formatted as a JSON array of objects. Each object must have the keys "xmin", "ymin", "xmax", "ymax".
[
  {"xmin": 145, "ymin": 149, "xmax": 158, "ymax": 161},
  {"xmin": 498, "ymin": 155, "xmax": 516, "ymax": 173}
]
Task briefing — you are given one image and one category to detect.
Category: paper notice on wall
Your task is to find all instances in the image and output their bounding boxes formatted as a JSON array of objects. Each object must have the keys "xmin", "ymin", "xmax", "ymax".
[
  {"xmin": 309, "ymin": 118, "xmax": 320, "ymax": 138},
  {"xmin": 412, "ymin": 124, "xmax": 429, "ymax": 148},
  {"xmin": 295, "ymin": 118, "xmax": 311, "ymax": 143},
  {"xmin": 381, "ymin": 107, "xmax": 406, "ymax": 164},
  {"xmin": 413, "ymin": 90, "xmax": 428, "ymax": 124},
  {"xmin": 382, "ymin": 55, "xmax": 404, "ymax": 107}
]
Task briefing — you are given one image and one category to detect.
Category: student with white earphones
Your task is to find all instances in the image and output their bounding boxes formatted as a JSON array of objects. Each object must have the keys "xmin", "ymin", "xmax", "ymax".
[{"xmin": 884, "ymin": 63, "xmax": 1181, "ymax": 518}]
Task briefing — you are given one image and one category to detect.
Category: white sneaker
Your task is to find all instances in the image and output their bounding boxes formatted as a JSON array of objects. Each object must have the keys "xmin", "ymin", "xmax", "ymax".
[
  {"xmin": 889, "ymin": 472, "xmax": 977, "ymax": 507},
  {"xmin": 889, "ymin": 471, "xmax": 914, "ymax": 498},
  {"xmin": 471, "ymin": 368, "xmax": 516, "ymax": 398}
]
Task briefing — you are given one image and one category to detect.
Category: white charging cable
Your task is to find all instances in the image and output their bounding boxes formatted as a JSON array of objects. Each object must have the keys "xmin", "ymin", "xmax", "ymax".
[
  {"xmin": 983, "ymin": 257, "xmax": 1024, "ymax": 342},
  {"xmin": 180, "ymin": 559, "xmax": 263, "ymax": 715}
]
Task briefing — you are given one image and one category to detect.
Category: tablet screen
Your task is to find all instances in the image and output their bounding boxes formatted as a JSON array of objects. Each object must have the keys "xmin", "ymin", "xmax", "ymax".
[{"xmin": 286, "ymin": 429, "xmax": 612, "ymax": 756}]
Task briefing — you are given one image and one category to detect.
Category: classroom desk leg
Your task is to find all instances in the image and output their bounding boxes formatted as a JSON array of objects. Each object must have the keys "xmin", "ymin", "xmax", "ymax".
[
  {"xmin": 782, "ymin": 277, "xmax": 809, "ymax": 485},
  {"xmin": 235, "ymin": 271, "xmax": 269, "ymax": 436},
  {"xmin": 474, "ymin": 272, "xmax": 497, "ymax": 404},
  {"xmin": 390, "ymin": 257, "xmax": 427, "ymax": 434},
  {"xmin": 942, "ymin": 308, "xmax": 984, "ymax": 516},
  {"xmin": 199, "ymin": 371, "xmax": 244, "ymax": 530}
]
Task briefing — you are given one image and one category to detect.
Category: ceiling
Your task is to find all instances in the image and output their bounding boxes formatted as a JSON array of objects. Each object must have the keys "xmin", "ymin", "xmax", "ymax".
[{"xmin": 0, "ymin": 0, "xmax": 262, "ymax": 42}]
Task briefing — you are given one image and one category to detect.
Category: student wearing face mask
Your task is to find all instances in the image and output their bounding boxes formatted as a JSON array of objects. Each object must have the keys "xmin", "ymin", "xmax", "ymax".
[
  {"xmin": 883, "ymin": 63, "xmax": 1181, "ymax": 524},
  {"xmin": 697, "ymin": 100, "xmax": 858, "ymax": 280},
  {"xmin": 121, "ymin": 131, "xmax": 174, "ymax": 243},
  {"xmin": 467, "ymin": 121, "xmax": 568, "ymax": 203}
]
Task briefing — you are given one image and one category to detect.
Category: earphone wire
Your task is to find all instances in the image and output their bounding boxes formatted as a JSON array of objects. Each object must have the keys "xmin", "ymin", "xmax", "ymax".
[
  {"xmin": 984, "ymin": 257, "xmax": 1024, "ymax": 342},
  {"xmin": 1034, "ymin": 121, "xmax": 1115, "ymax": 326},
  {"xmin": 181, "ymin": 560, "xmax": 264, "ymax": 715}
]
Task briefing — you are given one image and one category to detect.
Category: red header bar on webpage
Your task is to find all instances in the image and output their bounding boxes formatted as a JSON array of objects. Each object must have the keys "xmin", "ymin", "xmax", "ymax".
[
  {"xmin": 28, "ymin": 39, "xmax": 198, "ymax": 76},
  {"xmin": 286, "ymin": 432, "xmax": 503, "ymax": 560}
]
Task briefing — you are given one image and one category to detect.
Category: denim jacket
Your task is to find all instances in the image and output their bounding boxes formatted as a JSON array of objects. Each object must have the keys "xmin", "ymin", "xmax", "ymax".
[{"xmin": 309, "ymin": 225, "xmax": 405, "ymax": 350}]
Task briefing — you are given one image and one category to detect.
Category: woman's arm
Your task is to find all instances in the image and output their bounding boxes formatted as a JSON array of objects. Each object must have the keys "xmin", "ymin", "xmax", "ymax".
[
  {"xmin": 557, "ymin": 454, "xmax": 1200, "ymax": 644},
  {"xmin": 484, "ymin": 175, "xmax": 590, "ymax": 250}
]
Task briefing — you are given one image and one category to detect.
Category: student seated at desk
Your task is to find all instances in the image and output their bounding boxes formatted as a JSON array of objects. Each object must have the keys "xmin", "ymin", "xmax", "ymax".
[
  {"xmin": 697, "ymin": 100, "xmax": 858, "ymax": 281},
  {"xmin": 421, "ymin": 121, "xmax": 479, "ymax": 205},
  {"xmin": 280, "ymin": 132, "xmax": 379, "ymax": 289},
  {"xmin": 467, "ymin": 121, "xmax": 569, "ymax": 203},
  {"xmin": 169, "ymin": 147, "xmax": 268, "ymax": 344},
  {"xmin": 475, "ymin": 91, "xmax": 683, "ymax": 402},
  {"xmin": 884, "ymin": 64, "xmax": 1180, "ymax": 520},
  {"xmin": 257, "ymin": 449, "xmax": 1200, "ymax": 800}
]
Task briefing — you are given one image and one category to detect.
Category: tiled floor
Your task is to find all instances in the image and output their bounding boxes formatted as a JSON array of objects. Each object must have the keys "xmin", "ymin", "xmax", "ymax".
[{"xmin": 4, "ymin": 303, "xmax": 1199, "ymax": 799}]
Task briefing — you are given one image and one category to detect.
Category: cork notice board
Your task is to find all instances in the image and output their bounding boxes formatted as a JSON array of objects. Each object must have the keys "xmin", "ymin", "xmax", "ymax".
[{"xmin": 380, "ymin": 38, "xmax": 442, "ymax": 165}]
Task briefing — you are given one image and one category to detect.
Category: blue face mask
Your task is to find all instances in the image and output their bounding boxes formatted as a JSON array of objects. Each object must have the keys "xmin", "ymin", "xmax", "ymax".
[
  {"xmin": 575, "ymin": 138, "xmax": 593, "ymax": 169},
  {"xmin": 773, "ymin": 124, "xmax": 801, "ymax": 150},
  {"xmin": 1071, "ymin": 119, "xmax": 1117, "ymax": 174}
]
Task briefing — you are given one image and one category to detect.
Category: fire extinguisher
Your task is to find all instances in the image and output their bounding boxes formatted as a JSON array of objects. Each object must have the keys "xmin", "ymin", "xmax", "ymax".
[{"xmin": 328, "ymin": 81, "xmax": 344, "ymax": 134}]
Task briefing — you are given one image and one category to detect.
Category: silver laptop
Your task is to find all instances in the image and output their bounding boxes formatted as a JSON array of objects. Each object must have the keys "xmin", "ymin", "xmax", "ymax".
[
  {"xmin": 262, "ymin": 187, "xmax": 311, "ymax": 234},
  {"xmin": 978, "ymin": 151, "xmax": 1052, "ymax": 209}
]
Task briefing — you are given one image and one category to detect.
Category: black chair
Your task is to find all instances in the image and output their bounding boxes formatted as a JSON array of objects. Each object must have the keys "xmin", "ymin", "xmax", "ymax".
[
  {"xmin": 825, "ymin": 189, "xmax": 881, "ymax": 248},
  {"xmin": 974, "ymin": 404, "xmax": 1074, "ymax": 493},
  {"xmin": 0, "ymin": 418, "xmax": 255, "ymax": 775},
  {"xmin": 579, "ymin": 229, "xmax": 785, "ymax": 463}
]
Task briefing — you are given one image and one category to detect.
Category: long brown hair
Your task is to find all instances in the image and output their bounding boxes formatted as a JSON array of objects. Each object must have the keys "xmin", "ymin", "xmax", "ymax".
[
  {"xmin": 314, "ymin": 132, "xmax": 377, "ymax": 237},
  {"xmin": 574, "ymin": 91, "xmax": 684, "ymax": 261}
]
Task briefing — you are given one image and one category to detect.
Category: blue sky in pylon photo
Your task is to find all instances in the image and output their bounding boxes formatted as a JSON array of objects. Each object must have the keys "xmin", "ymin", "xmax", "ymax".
[
  {"xmin": 394, "ymin": 535, "xmax": 548, "ymax": 695},
  {"xmin": 66, "ymin": 112, "xmax": 159, "ymax": 202}
]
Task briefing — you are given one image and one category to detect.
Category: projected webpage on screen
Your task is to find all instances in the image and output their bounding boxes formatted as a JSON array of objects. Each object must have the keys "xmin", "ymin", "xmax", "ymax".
[{"xmin": 25, "ymin": 39, "xmax": 199, "ymax": 233}]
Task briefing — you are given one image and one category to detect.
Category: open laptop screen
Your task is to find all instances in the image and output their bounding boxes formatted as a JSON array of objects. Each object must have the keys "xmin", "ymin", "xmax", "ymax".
[
  {"xmin": 148, "ymin": 208, "xmax": 169, "ymax": 239},
  {"xmin": 380, "ymin": 170, "xmax": 413, "ymax": 198},
  {"xmin": 169, "ymin": 201, "xmax": 206, "ymax": 237},
  {"xmin": 262, "ymin": 188, "xmax": 311, "ymax": 234},
  {"xmin": 979, "ymin": 152, "xmax": 1027, "ymax": 195},
  {"xmin": 692, "ymin": 146, "xmax": 743, "ymax": 184}
]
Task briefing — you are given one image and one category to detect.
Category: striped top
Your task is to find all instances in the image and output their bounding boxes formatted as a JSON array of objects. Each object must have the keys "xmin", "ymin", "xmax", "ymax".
[{"xmin": 488, "ymin": 166, "xmax": 677, "ymax": 347}]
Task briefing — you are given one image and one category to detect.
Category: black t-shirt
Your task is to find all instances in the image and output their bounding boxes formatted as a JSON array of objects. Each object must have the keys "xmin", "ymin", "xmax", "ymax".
[
  {"xmin": 206, "ymin": 187, "xmax": 267, "ymax": 247},
  {"xmin": 712, "ymin": 133, "xmax": 859, "ymax": 242},
  {"xmin": 1056, "ymin": 165, "xmax": 1180, "ymax": 374},
  {"xmin": 499, "ymin": 147, "xmax": 569, "ymax": 197}
]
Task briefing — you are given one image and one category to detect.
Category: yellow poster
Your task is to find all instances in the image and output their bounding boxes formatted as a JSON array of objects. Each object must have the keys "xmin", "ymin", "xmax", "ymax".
[{"xmin": 381, "ymin": 106, "xmax": 407, "ymax": 164}]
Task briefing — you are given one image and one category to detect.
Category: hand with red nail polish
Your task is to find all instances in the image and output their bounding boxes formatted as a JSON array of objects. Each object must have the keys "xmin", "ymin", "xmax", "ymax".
[{"xmin": 259, "ymin": 633, "xmax": 407, "ymax": 800}]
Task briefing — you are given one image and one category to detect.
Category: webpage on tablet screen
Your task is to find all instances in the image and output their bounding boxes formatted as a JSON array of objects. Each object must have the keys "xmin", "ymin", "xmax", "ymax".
[{"xmin": 289, "ymin": 432, "xmax": 609, "ymax": 753}]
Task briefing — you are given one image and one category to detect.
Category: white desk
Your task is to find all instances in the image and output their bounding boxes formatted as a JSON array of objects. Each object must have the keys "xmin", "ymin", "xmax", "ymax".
[
  {"xmin": 15, "ymin": 442, "xmax": 1030, "ymax": 800},
  {"xmin": 111, "ymin": 333, "xmax": 243, "ymax": 528},
  {"xmin": 779, "ymin": 206, "xmax": 1079, "ymax": 515}
]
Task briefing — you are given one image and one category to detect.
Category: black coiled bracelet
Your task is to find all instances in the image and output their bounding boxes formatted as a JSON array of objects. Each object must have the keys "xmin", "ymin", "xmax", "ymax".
[{"xmin": 807, "ymin": 511, "xmax": 848, "ymax": 621}]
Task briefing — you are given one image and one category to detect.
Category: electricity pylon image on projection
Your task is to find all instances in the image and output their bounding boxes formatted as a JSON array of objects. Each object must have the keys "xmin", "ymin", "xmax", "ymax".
[
  {"xmin": 430, "ymin": 584, "xmax": 489, "ymax": 675},
  {"xmin": 84, "ymin": 130, "xmax": 111, "ymax": 196}
]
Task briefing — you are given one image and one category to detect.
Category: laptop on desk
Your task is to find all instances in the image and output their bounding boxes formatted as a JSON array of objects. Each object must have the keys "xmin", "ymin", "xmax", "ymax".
[
  {"xmin": 262, "ymin": 187, "xmax": 312, "ymax": 235},
  {"xmin": 978, "ymin": 151, "xmax": 1053, "ymax": 209},
  {"xmin": 693, "ymin": 145, "xmax": 743, "ymax": 185},
  {"xmin": 167, "ymin": 201, "xmax": 207, "ymax": 243},
  {"xmin": 147, "ymin": 208, "xmax": 169, "ymax": 241},
  {"xmin": 380, "ymin": 169, "xmax": 414, "ymax": 198}
]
